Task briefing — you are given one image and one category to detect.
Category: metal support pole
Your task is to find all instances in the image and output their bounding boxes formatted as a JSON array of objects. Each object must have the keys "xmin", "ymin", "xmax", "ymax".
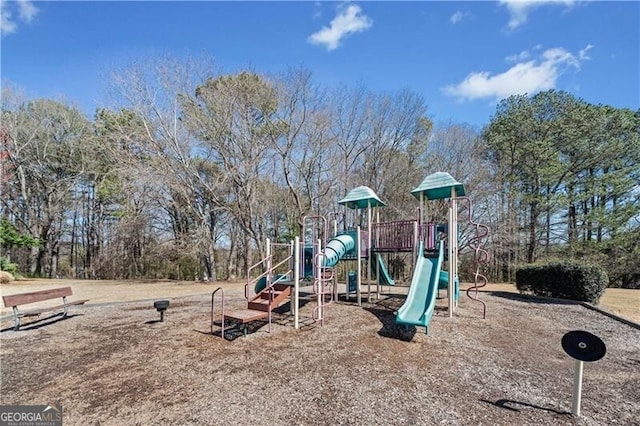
[
  {"xmin": 356, "ymin": 226, "xmax": 362, "ymax": 306},
  {"xmin": 294, "ymin": 236, "xmax": 300, "ymax": 330},
  {"xmin": 448, "ymin": 189, "xmax": 455, "ymax": 318},
  {"xmin": 266, "ymin": 238, "xmax": 272, "ymax": 289},
  {"xmin": 413, "ymin": 220, "xmax": 419, "ymax": 275},
  {"xmin": 289, "ymin": 240, "xmax": 294, "ymax": 315},
  {"xmin": 376, "ymin": 208, "xmax": 380, "ymax": 299},
  {"xmin": 331, "ymin": 220, "xmax": 338, "ymax": 302},
  {"xmin": 317, "ymin": 238, "xmax": 323, "ymax": 324},
  {"xmin": 572, "ymin": 360, "xmax": 584, "ymax": 416},
  {"xmin": 367, "ymin": 200, "xmax": 372, "ymax": 303},
  {"xmin": 419, "ymin": 193, "xmax": 424, "ymax": 233}
]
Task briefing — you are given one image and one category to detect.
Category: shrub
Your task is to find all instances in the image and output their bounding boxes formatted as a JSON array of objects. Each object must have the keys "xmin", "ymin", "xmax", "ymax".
[
  {"xmin": 0, "ymin": 256, "xmax": 19, "ymax": 275},
  {"xmin": 0, "ymin": 270, "xmax": 15, "ymax": 284},
  {"xmin": 515, "ymin": 262, "xmax": 609, "ymax": 303}
]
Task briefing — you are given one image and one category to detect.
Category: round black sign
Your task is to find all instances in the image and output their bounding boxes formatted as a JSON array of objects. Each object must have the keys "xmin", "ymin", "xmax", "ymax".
[
  {"xmin": 154, "ymin": 300, "xmax": 170, "ymax": 311},
  {"xmin": 561, "ymin": 330, "xmax": 606, "ymax": 362}
]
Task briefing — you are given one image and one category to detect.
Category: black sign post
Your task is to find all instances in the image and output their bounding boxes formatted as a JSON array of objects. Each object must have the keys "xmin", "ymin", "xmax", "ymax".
[{"xmin": 561, "ymin": 330, "xmax": 606, "ymax": 416}]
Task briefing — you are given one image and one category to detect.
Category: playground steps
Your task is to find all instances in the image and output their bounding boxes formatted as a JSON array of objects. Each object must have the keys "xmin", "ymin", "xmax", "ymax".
[
  {"xmin": 247, "ymin": 283, "xmax": 291, "ymax": 312},
  {"xmin": 223, "ymin": 283, "xmax": 292, "ymax": 326},
  {"xmin": 224, "ymin": 309, "xmax": 268, "ymax": 323}
]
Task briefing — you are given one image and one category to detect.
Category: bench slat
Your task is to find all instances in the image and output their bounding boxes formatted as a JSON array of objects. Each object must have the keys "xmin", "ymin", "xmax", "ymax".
[
  {"xmin": 2, "ymin": 287, "xmax": 73, "ymax": 307},
  {"xmin": 19, "ymin": 299, "xmax": 89, "ymax": 317}
]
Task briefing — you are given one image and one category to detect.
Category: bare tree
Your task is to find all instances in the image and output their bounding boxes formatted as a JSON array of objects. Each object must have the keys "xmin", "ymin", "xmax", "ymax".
[
  {"xmin": 1, "ymin": 89, "xmax": 92, "ymax": 276},
  {"xmin": 180, "ymin": 71, "xmax": 281, "ymax": 265},
  {"xmin": 267, "ymin": 68, "xmax": 338, "ymax": 232},
  {"xmin": 106, "ymin": 54, "xmax": 224, "ymax": 280}
]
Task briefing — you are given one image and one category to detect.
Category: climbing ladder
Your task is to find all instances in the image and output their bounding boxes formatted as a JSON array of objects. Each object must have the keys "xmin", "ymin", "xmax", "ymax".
[
  {"xmin": 459, "ymin": 197, "xmax": 490, "ymax": 319},
  {"xmin": 313, "ymin": 264, "xmax": 335, "ymax": 326}
]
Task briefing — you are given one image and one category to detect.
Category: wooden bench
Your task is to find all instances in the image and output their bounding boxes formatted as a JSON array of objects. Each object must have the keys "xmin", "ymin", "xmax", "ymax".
[{"xmin": 2, "ymin": 287, "xmax": 89, "ymax": 331}]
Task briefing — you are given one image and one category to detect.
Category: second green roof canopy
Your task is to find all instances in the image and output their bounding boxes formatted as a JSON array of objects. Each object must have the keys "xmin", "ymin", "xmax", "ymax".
[
  {"xmin": 411, "ymin": 172, "xmax": 466, "ymax": 200},
  {"xmin": 338, "ymin": 186, "xmax": 387, "ymax": 209}
]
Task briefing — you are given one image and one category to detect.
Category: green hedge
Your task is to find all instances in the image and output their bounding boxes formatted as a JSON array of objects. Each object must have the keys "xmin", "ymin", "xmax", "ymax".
[
  {"xmin": 515, "ymin": 262, "xmax": 609, "ymax": 303},
  {"xmin": 0, "ymin": 256, "xmax": 19, "ymax": 275}
]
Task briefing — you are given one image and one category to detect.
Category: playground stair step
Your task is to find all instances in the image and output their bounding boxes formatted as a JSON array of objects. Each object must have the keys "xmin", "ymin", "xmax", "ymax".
[
  {"xmin": 248, "ymin": 284, "xmax": 291, "ymax": 312},
  {"xmin": 259, "ymin": 290, "xmax": 286, "ymax": 300},
  {"xmin": 224, "ymin": 309, "xmax": 268, "ymax": 323},
  {"xmin": 248, "ymin": 299, "xmax": 270, "ymax": 311}
]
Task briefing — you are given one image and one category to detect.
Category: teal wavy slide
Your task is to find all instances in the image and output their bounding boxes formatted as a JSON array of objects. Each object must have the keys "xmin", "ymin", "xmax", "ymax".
[
  {"xmin": 395, "ymin": 241, "xmax": 443, "ymax": 331},
  {"xmin": 371, "ymin": 254, "xmax": 395, "ymax": 286}
]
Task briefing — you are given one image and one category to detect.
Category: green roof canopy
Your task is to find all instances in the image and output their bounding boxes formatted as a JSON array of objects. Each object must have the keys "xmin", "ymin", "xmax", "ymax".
[
  {"xmin": 411, "ymin": 172, "xmax": 466, "ymax": 200},
  {"xmin": 338, "ymin": 186, "xmax": 387, "ymax": 209}
]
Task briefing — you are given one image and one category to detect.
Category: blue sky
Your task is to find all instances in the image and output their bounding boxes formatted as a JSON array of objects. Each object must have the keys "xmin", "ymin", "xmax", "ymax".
[{"xmin": 1, "ymin": 1, "xmax": 638, "ymax": 127}]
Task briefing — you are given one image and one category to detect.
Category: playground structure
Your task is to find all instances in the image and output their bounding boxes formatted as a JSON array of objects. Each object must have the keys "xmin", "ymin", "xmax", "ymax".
[{"xmin": 211, "ymin": 172, "xmax": 490, "ymax": 338}]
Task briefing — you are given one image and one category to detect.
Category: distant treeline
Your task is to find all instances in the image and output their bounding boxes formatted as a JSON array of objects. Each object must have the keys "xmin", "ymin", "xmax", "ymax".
[{"xmin": 1, "ymin": 58, "xmax": 638, "ymax": 287}]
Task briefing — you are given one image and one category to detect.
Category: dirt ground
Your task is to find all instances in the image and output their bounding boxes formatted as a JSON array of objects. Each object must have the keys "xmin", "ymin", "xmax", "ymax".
[{"xmin": 0, "ymin": 280, "xmax": 638, "ymax": 425}]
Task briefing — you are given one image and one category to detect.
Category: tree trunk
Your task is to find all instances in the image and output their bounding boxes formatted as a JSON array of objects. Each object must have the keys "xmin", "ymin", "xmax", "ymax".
[
  {"xmin": 527, "ymin": 201, "xmax": 538, "ymax": 263},
  {"xmin": 226, "ymin": 234, "xmax": 236, "ymax": 280}
]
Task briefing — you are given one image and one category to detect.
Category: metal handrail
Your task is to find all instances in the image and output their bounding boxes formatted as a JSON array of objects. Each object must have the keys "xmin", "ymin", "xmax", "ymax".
[
  {"xmin": 247, "ymin": 255, "xmax": 270, "ymax": 274},
  {"xmin": 269, "ymin": 242, "xmax": 293, "ymax": 248},
  {"xmin": 211, "ymin": 287, "xmax": 225, "ymax": 339},
  {"xmin": 246, "ymin": 255, "xmax": 273, "ymax": 300},
  {"xmin": 271, "ymin": 270, "xmax": 292, "ymax": 285},
  {"xmin": 259, "ymin": 267, "xmax": 294, "ymax": 334},
  {"xmin": 245, "ymin": 252, "xmax": 295, "ymax": 299},
  {"xmin": 248, "ymin": 256, "xmax": 293, "ymax": 300},
  {"xmin": 271, "ymin": 256, "xmax": 293, "ymax": 273}
]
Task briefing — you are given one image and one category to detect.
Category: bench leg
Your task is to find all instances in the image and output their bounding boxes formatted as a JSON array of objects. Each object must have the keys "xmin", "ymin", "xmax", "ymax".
[
  {"xmin": 12, "ymin": 307, "xmax": 20, "ymax": 331},
  {"xmin": 62, "ymin": 296, "xmax": 69, "ymax": 318}
]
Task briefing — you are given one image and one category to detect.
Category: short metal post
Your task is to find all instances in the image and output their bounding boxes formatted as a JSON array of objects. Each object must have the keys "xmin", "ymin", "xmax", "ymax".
[{"xmin": 572, "ymin": 359, "xmax": 584, "ymax": 416}]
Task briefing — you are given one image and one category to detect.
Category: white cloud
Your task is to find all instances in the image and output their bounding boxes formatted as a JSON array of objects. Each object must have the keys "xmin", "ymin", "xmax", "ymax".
[
  {"xmin": 499, "ymin": 0, "xmax": 574, "ymax": 30},
  {"xmin": 449, "ymin": 11, "xmax": 470, "ymax": 24},
  {"xmin": 1, "ymin": 0, "xmax": 39, "ymax": 36},
  {"xmin": 442, "ymin": 45, "xmax": 592, "ymax": 102},
  {"xmin": 1, "ymin": 1, "xmax": 17, "ymax": 35},
  {"xmin": 308, "ymin": 4, "xmax": 372, "ymax": 51},
  {"xmin": 505, "ymin": 49, "xmax": 531, "ymax": 62},
  {"xmin": 579, "ymin": 44, "xmax": 593, "ymax": 60},
  {"xmin": 17, "ymin": 0, "xmax": 39, "ymax": 22},
  {"xmin": 312, "ymin": 1, "xmax": 322, "ymax": 19}
]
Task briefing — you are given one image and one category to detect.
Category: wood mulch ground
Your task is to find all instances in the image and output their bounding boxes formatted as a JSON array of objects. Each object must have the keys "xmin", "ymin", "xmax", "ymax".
[{"xmin": 0, "ymin": 281, "xmax": 638, "ymax": 425}]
